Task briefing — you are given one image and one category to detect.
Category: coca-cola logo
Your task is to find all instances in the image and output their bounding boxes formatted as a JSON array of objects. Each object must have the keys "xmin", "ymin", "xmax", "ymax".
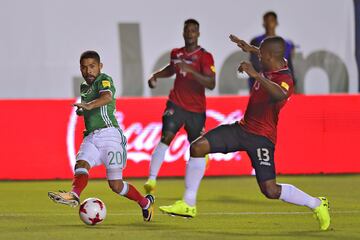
[{"xmin": 66, "ymin": 98, "xmax": 244, "ymax": 172}]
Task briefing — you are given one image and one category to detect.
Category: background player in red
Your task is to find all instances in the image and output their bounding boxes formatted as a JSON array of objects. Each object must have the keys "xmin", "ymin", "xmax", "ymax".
[
  {"xmin": 159, "ymin": 36, "xmax": 331, "ymax": 231},
  {"xmin": 144, "ymin": 19, "xmax": 216, "ymax": 194}
]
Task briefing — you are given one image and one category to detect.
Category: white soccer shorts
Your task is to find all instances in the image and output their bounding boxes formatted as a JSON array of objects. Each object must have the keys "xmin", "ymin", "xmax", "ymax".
[{"xmin": 76, "ymin": 127, "xmax": 127, "ymax": 180}]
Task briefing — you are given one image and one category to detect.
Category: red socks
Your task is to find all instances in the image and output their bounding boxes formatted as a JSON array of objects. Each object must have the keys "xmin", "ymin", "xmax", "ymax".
[
  {"xmin": 71, "ymin": 168, "xmax": 89, "ymax": 197},
  {"xmin": 71, "ymin": 168, "xmax": 148, "ymax": 209},
  {"xmin": 120, "ymin": 182, "xmax": 149, "ymax": 208}
]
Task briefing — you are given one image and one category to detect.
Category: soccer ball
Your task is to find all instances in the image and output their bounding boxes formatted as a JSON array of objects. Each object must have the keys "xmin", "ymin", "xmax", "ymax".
[{"xmin": 79, "ymin": 198, "xmax": 107, "ymax": 225}]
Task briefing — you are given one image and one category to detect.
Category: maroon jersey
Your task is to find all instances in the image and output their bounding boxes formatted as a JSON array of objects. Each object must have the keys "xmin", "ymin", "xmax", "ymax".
[
  {"xmin": 168, "ymin": 47, "xmax": 215, "ymax": 113},
  {"xmin": 240, "ymin": 67, "xmax": 294, "ymax": 143}
]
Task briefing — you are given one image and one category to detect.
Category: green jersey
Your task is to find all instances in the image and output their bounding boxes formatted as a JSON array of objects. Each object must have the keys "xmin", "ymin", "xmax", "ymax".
[{"xmin": 80, "ymin": 73, "xmax": 119, "ymax": 136}]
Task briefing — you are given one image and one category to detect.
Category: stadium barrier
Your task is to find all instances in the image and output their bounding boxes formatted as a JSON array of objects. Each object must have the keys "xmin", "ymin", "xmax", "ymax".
[{"xmin": 1, "ymin": 95, "xmax": 360, "ymax": 180}]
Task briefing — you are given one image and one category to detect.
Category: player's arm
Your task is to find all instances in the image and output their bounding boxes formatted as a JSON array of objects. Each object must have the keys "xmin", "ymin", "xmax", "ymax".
[
  {"xmin": 76, "ymin": 107, "xmax": 84, "ymax": 116},
  {"xmin": 76, "ymin": 84, "xmax": 85, "ymax": 115},
  {"xmin": 148, "ymin": 64, "xmax": 175, "ymax": 88},
  {"xmin": 73, "ymin": 91, "xmax": 112, "ymax": 110},
  {"xmin": 238, "ymin": 61, "xmax": 288, "ymax": 101},
  {"xmin": 176, "ymin": 59, "xmax": 216, "ymax": 90},
  {"xmin": 229, "ymin": 34, "xmax": 260, "ymax": 55}
]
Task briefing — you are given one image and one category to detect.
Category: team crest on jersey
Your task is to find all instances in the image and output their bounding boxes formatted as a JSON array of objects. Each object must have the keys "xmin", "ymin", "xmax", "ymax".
[
  {"xmin": 102, "ymin": 80, "xmax": 111, "ymax": 88},
  {"xmin": 281, "ymin": 82, "xmax": 290, "ymax": 91}
]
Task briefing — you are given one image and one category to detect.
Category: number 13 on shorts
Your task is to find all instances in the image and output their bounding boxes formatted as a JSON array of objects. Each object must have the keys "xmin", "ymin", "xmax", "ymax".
[{"xmin": 257, "ymin": 148, "xmax": 270, "ymax": 161}]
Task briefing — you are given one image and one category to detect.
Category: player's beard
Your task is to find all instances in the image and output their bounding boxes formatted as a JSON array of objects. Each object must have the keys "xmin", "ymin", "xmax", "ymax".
[{"xmin": 85, "ymin": 75, "xmax": 96, "ymax": 85}]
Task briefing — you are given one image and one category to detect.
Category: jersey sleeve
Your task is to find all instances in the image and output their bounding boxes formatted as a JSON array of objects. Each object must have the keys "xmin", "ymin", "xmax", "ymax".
[
  {"xmin": 80, "ymin": 82, "xmax": 87, "ymax": 101},
  {"xmin": 273, "ymin": 73, "xmax": 294, "ymax": 96},
  {"xmin": 169, "ymin": 49, "xmax": 177, "ymax": 68},
  {"xmin": 80, "ymin": 82, "xmax": 87, "ymax": 93},
  {"xmin": 97, "ymin": 75, "xmax": 115, "ymax": 96},
  {"xmin": 200, "ymin": 52, "xmax": 216, "ymax": 76}
]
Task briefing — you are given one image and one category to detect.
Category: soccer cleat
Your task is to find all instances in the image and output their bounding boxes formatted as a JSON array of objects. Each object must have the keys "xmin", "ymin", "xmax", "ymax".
[
  {"xmin": 48, "ymin": 190, "xmax": 80, "ymax": 207},
  {"xmin": 144, "ymin": 179, "xmax": 156, "ymax": 195},
  {"xmin": 142, "ymin": 194, "xmax": 155, "ymax": 222},
  {"xmin": 159, "ymin": 200, "xmax": 196, "ymax": 218},
  {"xmin": 313, "ymin": 197, "xmax": 331, "ymax": 230}
]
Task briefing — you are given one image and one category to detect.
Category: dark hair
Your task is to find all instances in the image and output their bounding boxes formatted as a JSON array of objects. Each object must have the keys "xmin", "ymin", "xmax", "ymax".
[
  {"xmin": 262, "ymin": 36, "xmax": 285, "ymax": 58},
  {"xmin": 263, "ymin": 36, "xmax": 285, "ymax": 46},
  {"xmin": 80, "ymin": 50, "xmax": 100, "ymax": 63},
  {"xmin": 184, "ymin": 18, "xmax": 200, "ymax": 29},
  {"xmin": 263, "ymin": 11, "xmax": 277, "ymax": 21}
]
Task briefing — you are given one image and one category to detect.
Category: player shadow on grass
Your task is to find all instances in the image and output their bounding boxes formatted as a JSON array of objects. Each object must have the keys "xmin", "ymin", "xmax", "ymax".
[
  {"xmin": 199, "ymin": 195, "xmax": 266, "ymax": 205},
  {"xmin": 159, "ymin": 196, "xmax": 265, "ymax": 205},
  {"xmin": 58, "ymin": 223, "xmax": 165, "ymax": 230},
  {"xmin": 196, "ymin": 229, "xmax": 335, "ymax": 238},
  {"xmin": 57, "ymin": 224, "xmax": 116, "ymax": 229},
  {"xmin": 118, "ymin": 222, "xmax": 194, "ymax": 230},
  {"xmin": 157, "ymin": 196, "xmax": 186, "ymax": 201}
]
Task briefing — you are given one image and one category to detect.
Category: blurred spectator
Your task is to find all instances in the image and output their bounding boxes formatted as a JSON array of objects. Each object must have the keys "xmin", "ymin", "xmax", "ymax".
[{"xmin": 248, "ymin": 11, "xmax": 295, "ymax": 90}]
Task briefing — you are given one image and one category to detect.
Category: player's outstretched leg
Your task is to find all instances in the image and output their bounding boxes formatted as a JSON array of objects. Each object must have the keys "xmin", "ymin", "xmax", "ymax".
[
  {"xmin": 109, "ymin": 180, "xmax": 155, "ymax": 221},
  {"xmin": 48, "ymin": 162, "xmax": 89, "ymax": 207},
  {"xmin": 279, "ymin": 183, "xmax": 330, "ymax": 230},
  {"xmin": 259, "ymin": 181, "xmax": 331, "ymax": 230}
]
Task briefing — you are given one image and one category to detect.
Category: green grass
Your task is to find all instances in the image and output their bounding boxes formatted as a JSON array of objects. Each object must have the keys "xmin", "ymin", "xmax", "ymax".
[{"xmin": 1, "ymin": 175, "xmax": 360, "ymax": 240}]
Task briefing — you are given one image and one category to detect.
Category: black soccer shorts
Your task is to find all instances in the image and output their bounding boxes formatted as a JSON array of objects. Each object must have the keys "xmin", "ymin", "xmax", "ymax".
[
  {"xmin": 204, "ymin": 122, "xmax": 276, "ymax": 182},
  {"xmin": 162, "ymin": 100, "xmax": 206, "ymax": 143}
]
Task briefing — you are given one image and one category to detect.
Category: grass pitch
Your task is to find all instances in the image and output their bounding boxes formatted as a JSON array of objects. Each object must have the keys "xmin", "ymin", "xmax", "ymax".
[{"xmin": 1, "ymin": 175, "xmax": 360, "ymax": 240}]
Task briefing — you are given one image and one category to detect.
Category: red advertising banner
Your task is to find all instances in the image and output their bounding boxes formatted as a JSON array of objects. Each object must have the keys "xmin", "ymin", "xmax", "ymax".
[{"xmin": 1, "ymin": 95, "xmax": 360, "ymax": 180}]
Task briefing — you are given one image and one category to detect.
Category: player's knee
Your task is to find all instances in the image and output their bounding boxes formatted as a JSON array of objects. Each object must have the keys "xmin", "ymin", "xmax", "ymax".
[
  {"xmin": 261, "ymin": 186, "xmax": 280, "ymax": 199},
  {"xmin": 75, "ymin": 160, "xmax": 90, "ymax": 171},
  {"xmin": 190, "ymin": 140, "xmax": 207, "ymax": 157}
]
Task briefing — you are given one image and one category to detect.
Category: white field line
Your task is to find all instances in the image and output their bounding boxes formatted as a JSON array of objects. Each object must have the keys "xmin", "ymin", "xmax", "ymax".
[{"xmin": 0, "ymin": 210, "xmax": 359, "ymax": 217}]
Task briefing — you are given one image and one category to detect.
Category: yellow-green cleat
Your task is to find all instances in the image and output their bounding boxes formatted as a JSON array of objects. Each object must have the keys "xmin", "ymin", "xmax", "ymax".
[
  {"xmin": 159, "ymin": 200, "xmax": 196, "ymax": 218},
  {"xmin": 144, "ymin": 179, "xmax": 156, "ymax": 195},
  {"xmin": 313, "ymin": 197, "xmax": 331, "ymax": 230}
]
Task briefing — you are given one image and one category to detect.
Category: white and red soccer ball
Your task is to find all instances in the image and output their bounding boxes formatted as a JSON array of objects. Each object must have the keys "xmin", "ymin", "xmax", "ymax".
[{"xmin": 79, "ymin": 198, "xmax": 107, "ymax": 225}]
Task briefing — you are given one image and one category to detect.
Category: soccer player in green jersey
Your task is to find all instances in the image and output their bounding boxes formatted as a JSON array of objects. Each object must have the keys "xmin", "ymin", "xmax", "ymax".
[{"xmin": 48, "ymin": 51, "xmax": 154, "ymax": 222}]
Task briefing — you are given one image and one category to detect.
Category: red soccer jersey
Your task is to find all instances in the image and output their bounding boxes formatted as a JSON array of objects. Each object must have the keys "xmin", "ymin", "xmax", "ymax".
[
  {"xmin": 240, "ymin": 67, "xmax": 294, "ymax": 144},
  {"xmin": 168, "ymin": 47, "xmax": 215, "ymax": 113}
]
